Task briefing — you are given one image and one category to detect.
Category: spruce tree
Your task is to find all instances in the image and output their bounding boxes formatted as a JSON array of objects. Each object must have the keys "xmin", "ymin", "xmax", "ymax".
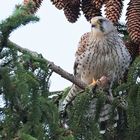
[
  {"xmin": 0, "ymin": 2, "xmax": 73, "ymax": 140},
  {"xmin": 0, "ymin": 1, "xmax": 140, "ymax": 140}
]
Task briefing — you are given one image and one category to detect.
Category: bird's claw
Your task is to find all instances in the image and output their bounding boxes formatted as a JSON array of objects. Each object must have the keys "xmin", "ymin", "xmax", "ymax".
[
  {"xmin": 89, "ymin": 76, "xmax": 109, "ymax": 88},
  {"xmin": 87, "ymin": 76, "xmax": 109, "ymax": 93},
  {"xmin": 98, "ymin": 76, "xmax": 109, "ymax": 87}
]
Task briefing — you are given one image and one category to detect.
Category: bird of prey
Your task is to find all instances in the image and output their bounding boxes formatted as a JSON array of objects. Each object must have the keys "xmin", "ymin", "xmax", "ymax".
[{"xmin": 59, "ymin": 16, "xmax": 131, "ymax": 134}]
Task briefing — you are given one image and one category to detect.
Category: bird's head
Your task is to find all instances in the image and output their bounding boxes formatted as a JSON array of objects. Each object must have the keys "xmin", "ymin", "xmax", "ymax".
[{"xmin": 90, "ymin": 16, "xmax": 115, "ymax": 37}]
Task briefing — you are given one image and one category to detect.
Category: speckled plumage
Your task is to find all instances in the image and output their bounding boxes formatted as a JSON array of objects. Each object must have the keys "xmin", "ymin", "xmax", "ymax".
[
  {"xmin": 75, "ymin": 32, "xmax": 130, "ymax": 85},
  {"xmin": 60, "ymin": 16, "xmax": 131, "ymax": 133}
]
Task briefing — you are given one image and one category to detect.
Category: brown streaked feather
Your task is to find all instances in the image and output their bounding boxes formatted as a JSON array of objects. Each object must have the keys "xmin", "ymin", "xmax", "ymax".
[
  {"xmin": 60, "ymin": 16, "xmax": 131, "ymax": 135},
  {"xmin": 75, "ymin": 32, "xmax": 90, "ymax": 57},
  {"xmin": 74, "ymin": 32, "xmax": 90, "ymax": 76}
]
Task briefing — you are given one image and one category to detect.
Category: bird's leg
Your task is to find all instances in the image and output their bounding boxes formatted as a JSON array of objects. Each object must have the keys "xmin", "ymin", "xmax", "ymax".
[
  {"xmin": 91, "ymin": 78, "xmax": 98, "ymax": 86},
  {"xmin": 89, "ymin": 76, "xmax": 109, "ymax": 88},
  {"xmin": 99, "ymin": 76, "xmax": 110, "ymax": 87}
]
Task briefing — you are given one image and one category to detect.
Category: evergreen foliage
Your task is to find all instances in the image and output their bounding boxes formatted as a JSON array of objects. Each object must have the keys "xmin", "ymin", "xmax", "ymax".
[
  {"xmin": 126, "ymin": 56, "xmax": 140, "ymax": 140},
  {"xmin": 0, "ymin": 3, "xmax": 69, "ymax": 140},
  {"xmin": 0, "ymin": 3, "xmax": 39, "ymax": 47},
  {"xmin": 68, "ymin": 90, "xmax": 104, "ymax": 140},
  {"xmin": 63, "ymin": 55, "xmax": 140, "ymax": 140},
  {"xmin": 0, "ymin": 1, "xmax": 140, "ymax": 140}
]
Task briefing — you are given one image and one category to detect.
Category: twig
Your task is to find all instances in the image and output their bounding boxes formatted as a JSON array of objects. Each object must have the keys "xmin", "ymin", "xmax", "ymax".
[
  {"xmin": 9, "ymin": 40, "xmax": 87, "ymax": 89},
  {"xmin": 4, "ymin": 39, "xmax": 127, "ymax": 110}
]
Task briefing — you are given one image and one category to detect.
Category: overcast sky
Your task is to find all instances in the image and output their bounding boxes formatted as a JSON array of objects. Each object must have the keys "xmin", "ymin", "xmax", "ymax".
[{"xmin": 0, "ymin": 0, "xmax": 129, "ymax": 91}]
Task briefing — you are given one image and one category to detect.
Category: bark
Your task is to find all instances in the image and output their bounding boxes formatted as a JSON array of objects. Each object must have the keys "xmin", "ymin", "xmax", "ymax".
[{"xmin": 4, "ymin": 39, "xmax": 127, "ymax": 110}]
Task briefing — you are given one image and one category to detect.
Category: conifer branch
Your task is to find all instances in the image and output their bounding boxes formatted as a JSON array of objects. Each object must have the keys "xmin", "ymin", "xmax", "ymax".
[
  {"xmin": 5, "ymin": 39, "xmax": 127, "ymax": 110},
  {"xmin": 0, "ymin": 3, "xmax": 39, "ymax": 47},
  {"xmin": 0, "ymin": 108, "xmax": 4, "ymax": 111},
  {"xmin": 8, "ymin": 40, "xmax": 87, "ymax": 89}
]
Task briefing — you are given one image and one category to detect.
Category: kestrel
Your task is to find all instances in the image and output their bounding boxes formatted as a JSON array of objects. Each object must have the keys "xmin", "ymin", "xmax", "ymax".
[{"xmin": 60, "ymin": 16, "xmax": 131, "ymax": 134}]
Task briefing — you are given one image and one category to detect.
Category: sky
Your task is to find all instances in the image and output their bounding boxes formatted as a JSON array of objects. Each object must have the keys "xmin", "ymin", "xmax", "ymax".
[{"xmin": 0, "ymin": 0, "xmax": 129, "ymax": 91}]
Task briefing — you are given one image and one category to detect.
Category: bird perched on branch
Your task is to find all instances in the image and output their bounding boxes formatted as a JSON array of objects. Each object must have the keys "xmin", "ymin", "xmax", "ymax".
[{"xmin": 59, "ymin": 16, "xmax": 131, "ymax": 134}]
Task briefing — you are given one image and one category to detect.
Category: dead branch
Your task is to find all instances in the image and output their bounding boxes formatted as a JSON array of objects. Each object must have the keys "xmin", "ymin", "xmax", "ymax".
[
  {"xmin": 5, "ymin": 39, "xmax": 127, "ymax": 110},
  {"xmin": 9, "ymin": 40, "xmax": 87, "ymax": 89}
]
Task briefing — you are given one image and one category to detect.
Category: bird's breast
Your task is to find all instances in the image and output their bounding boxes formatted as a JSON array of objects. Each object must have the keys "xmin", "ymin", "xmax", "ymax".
[
  {"xmin": 80, "ymin": 42, "xmax": 123, "ymax": 83},
  {"xmin": 77, "ymin": 34, "xmax": 131, "ymax": 85}
]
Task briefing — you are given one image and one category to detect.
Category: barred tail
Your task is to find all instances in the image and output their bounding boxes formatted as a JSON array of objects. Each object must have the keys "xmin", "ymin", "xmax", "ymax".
[
  {"xmin": 59, "ymin": 84, "xmax": 81, "ymax": 112},
  {"xmin": 99, "ymin": 104, "xmax": 119, "ymax": 134},
  {"xmin": 88, "ymin": 99, "xmax": 119, "ymax": 134}
]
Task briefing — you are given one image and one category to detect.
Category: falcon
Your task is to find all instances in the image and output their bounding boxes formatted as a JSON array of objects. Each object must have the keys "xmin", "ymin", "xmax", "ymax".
[{"xmin": 59, "ymin": 16, "xmax": 131, "ymax": 134}]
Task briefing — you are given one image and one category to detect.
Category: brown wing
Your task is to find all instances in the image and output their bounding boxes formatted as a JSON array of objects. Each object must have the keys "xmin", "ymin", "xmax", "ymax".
[
  {"xmin": 75, "ymin": 32, "xmax": 90, "ymax": 56},
  {"xmin": 74, "ymin": 32, "xmax": 90, "ymax": 75}
]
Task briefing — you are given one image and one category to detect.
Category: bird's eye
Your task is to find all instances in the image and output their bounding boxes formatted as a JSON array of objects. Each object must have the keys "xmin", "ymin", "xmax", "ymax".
[
  {"xmin": 91, "ymin": 24, "xmax": 96, "ymax": 28},
  {"xmin": 98, "ymin": 19, "xmax": 105, "ymax": 23}
]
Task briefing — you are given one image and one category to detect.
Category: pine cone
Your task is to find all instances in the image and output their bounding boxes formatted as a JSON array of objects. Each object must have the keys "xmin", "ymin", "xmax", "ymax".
[
  {"xmin": 126, "ymin": 0, "xmax": 140, "ymax": 43},
  {"xmin": 125, "ymin": 40, "xmax": 139, "ymax": 61},
  {"xmin": 50, "ymin": 0, "xmax": 65, "ymax": 10},
  {"xmin": 64, "ymin": 0, "xmax": 81, "ymax": 23},
  {"xmin": 92, "ymin": 0, "xmax": 105, "ymax": 9},
  {"xmin": 82, "ymin": 0, "xmax": 101, "ymax": 21},
  {"xmin": 104, "ymin": 0, "xmax": 123, "ymax": 24},
  {"xmin": 23, "ymin": 0, "xmax": 43, "ymax": 14}
]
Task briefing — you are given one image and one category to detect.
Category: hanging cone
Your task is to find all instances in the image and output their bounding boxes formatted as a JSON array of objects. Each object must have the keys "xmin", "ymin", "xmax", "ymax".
[
  {"xmin": 125, "ymin": 40, "xmax": 139, "ymax": 61},
  {"xmin": 91, "ymin": 0, "xmax": 105, "ymax": 9},
  {"xmin": 64, "ymin": 0, "xmax": 81, "ymax": 23},
  {"xmin": 23, "ymin": 0, "xmax": 43, "ymax": 14},
  {"xmin": 126, "ymin": 0, "xmax": 140, "ymax": 44},
  {"xmin": 82, "ymin": 0, "xmax": 101, "ymax": 21},
  {"xmin": 50, "ymin": 0, "xmax": 65, "ymax": 10},
  {"xmin": 104, "ymin": 0, "xmax": 123, "ymax": 24}
]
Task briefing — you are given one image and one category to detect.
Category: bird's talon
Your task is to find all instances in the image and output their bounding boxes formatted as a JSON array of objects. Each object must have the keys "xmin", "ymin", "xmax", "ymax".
[
  {"xmin": 90, "ymin": 79, "xmax": 97, "ymax": 86},
  {"xmin": 99, "ymin": 76, "xmax": 109, "ymax": 87}
]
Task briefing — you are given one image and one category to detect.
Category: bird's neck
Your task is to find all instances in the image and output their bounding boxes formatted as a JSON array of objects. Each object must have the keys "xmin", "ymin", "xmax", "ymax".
[
  {"xmin": 89, "ymin": 31, "xmax": 105, "ymax": 45},
  {"xmin": 89, "ymin": 29, "xmax": 117, "ymax": 44},
  {"xmin": 90, "ymin": 30, "xmax": 104, "ymax": 39},
  {"xmin": 88, "ymin": 31, "xmax": 117, "ymax": 54}
]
